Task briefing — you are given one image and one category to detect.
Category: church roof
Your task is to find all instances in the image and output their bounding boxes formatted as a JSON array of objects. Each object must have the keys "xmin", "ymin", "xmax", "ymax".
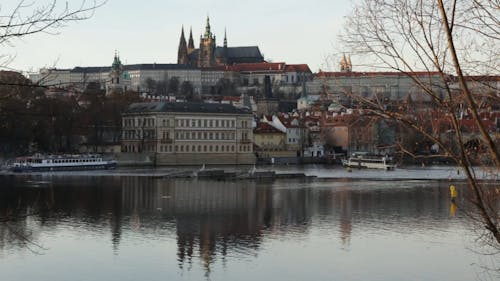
[
  {"xmin": 216, "ymin": 46, "xmax": 263, "ymax": 59},
  {"xmin": 188, "ymin": 46, "xmax": 264, "ymax": 64}
]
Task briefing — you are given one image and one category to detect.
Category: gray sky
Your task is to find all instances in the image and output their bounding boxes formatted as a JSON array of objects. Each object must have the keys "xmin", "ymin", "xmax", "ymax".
[{"xmin": 4, "ymin": 0, "xmax": 353, "ymax": 73}]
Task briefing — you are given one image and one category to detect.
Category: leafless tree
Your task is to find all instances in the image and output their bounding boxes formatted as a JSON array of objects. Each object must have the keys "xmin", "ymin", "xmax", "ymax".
[
  {"xmin": 1, "ymin": 0, "xmax": 106, "ymax": 69},
  {"xmin": 338, "ymin": 0, "xmax": 499, "ymax": 247},
  {"xmin": 0, "ymin": 0, "xmax": 105, "ymax": 245}
]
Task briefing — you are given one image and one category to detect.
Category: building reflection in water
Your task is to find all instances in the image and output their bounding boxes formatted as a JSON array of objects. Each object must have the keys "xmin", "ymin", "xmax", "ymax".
[{"xmin": 0, "ymin": 176, "xmax": 462, "ymax": 276}]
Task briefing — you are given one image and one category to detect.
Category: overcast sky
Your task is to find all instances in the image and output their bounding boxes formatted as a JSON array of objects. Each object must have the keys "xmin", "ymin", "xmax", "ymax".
[{"xmin": 4, "ymin": 0, "xmax": 353, "ymax": 73}]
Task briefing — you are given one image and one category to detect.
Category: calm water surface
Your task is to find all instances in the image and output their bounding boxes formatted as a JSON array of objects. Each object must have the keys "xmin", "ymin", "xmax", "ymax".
[{"xmin": 0, "ymin": 169, "xmax": 494, "ymax": 281}]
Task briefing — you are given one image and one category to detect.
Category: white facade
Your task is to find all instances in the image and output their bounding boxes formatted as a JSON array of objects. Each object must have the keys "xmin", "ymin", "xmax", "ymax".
[{"xmin": 306, "ymin": 72, "xmax": 447, "ymax": 103}]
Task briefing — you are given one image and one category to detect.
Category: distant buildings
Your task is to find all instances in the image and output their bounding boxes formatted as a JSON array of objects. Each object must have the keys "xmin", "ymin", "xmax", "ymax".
[{"xmin": 121, "ymin": 102, "xmax": 255, "ymax": 165}]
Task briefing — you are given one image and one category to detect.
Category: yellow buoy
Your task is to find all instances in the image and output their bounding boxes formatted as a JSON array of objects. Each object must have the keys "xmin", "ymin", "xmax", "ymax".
[{"xmin": 449, "ymin": 184, "xmax": 457, "ymax": 202}]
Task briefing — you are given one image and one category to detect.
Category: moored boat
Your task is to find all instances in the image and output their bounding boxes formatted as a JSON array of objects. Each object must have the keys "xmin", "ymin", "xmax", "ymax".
[
  {"xmin": 342, "ymin": 152, "xmax": 395, "ymax": 170},
  {"xmin": 7, "ymin": 154, "xmax": 117, "ymax": 172}
]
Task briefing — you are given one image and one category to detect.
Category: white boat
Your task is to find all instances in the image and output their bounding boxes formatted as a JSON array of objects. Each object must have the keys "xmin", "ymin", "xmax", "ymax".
[
  {"xmin": 7, "ymin": 154, "xmax": 117, "ymax": 172},
  {"xmin": 342, "ymin": 152, "xmax": 395, "ymax": 170}
]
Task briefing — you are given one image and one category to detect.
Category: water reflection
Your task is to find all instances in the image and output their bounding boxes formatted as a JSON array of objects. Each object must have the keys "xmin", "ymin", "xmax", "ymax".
[{"xmin": 0, "ymin": 176, "xmax": 468, "ymax": 279}]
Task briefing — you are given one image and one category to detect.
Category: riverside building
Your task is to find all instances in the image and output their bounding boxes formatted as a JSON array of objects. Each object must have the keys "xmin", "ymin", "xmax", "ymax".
[{"xmin": 122, "ymin": 102, "xmax": 255, "ymax": 165}]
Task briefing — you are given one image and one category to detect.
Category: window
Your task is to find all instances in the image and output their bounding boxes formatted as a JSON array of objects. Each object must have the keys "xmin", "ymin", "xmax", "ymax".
[
  {"xmin": 215, "ymin": 146, "xmax": 219, "ymax": 152},
  {"xmin": 221, "ymin": 146, "xmax": 225, "ymax": 152},
  {"xmin": 216, "ymin": 120, "xmax": 219, "ymax": 127},
  {"xmin": 186, "ymin": 146, "xmax": 189, "ymax": 152},
  {"xmin": 204, "ymin": 145, "xmax": 207, "ymax": 152},
  {"xmin": 180, "ymin": 145, "xmax": 184, "ymax": 152},
  {"xmin": 192, "ymin": 132, "xmax": 196, "ymax": 139},
  {"xmin": 209, "ymin": 133, "xmax": 213, "ymax": 140},
  {"xmin": 209, "ymin": 145, "xmax": 213, "ymax": 152}
]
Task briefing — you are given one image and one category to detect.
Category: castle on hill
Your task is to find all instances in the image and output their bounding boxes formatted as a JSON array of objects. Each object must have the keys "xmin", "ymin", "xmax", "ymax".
[{"xmin": 177, "ymin": 17, "xmax": 265, "ymax": 68}]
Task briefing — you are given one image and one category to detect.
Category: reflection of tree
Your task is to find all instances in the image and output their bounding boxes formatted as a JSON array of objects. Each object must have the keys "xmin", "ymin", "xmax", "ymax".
[
  {"xmin": 0, "ymin": 176, "xmax": 470, "ymax": 275},
  {"xmin": 337, "ymin": 189, "xmax": 352, "ymax": 248}
]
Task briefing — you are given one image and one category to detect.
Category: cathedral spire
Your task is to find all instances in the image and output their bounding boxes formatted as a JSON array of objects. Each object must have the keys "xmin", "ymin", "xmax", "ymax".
[
  {"xmin": 223, "ymin": 28, "xmax": 227, "ymax": 48},
  {"xmin": 178, "ymin": 26, "xmax": 188, "ymax": 64},
  {"xmin": 204, "ymin": 16, "xmax": 211, "ymax": 38},
  {"xmin": 340, "ymin": 53, "xmax": 348, "ymax": 72},
  {"xmin": 188, "ymin": 26, "xmax": 195, "ymax": 52}
]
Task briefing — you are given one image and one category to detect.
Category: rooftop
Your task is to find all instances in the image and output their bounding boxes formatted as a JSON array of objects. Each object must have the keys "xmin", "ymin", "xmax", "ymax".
[{"xmin": 125, "ymin": 102, "xmax": 252, "ymax": 115}]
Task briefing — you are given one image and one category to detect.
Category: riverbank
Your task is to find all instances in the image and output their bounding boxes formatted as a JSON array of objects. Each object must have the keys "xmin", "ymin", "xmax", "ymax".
[{"xmin": 1, "ymin": 165, "xmax": 497, "ymax": 181}]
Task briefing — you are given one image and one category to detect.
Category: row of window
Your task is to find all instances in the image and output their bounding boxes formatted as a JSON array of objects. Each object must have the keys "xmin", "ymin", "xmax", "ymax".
[
  {"xmin": 124, "ymin": 117, "xmax": 252, "ymax": 130},
  {"xmin": 123, "ymin": 144, "xmax": 252, "ymax": 153},
  {"xmin": 173, "ymin": 131, "xmax": 236, "ymax": 141},
  {"xmin": 174, "ymin": 118, "xmax": 237, "ymax": 128},
  {"xmin": 122, "ymin": 130, "xmax": 155, "ymax": 140},
  {"xmin": 123, "ymin": 130, "xmax": 250, "ymax": 141},
  {"xmin": 123, "ymin": 118, "xmax": 155, "ymax": 128},
  {"xmin": 160, "ymin": 144, "xmax": 252, "ymax": 153}
]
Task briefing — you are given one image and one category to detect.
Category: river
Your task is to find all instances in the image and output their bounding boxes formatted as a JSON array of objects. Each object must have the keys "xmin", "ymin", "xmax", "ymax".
[{"xmin": 0, "ymin": 166, "xmax": 497, "ymax": 281}]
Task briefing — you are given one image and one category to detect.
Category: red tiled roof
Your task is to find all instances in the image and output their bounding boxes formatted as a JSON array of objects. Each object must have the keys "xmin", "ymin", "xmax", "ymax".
[
  {"xmin": 284, "ymin": 64, "xmax": 312, "ymax": 73},
  {"xmin": 222, "ymin": 96, "xmax": 241, "ymax": 102},
  {"xmin": 315, "ymin": 71, "xmax": 443, "ymax": 78},
  {"xmin": 254, "ymin": 122, "xmax": 285, "ymax": 134},
  {"xmin": 455, "ymin": 75, "xmax": 500, "ymax": 82},
  {"xmin": 460, "ymin": 118, "xmax": 496, "ymax": 132},
  {"xmin": 226, "ymin": 62, "xmax": 286, "ymax": 72}
]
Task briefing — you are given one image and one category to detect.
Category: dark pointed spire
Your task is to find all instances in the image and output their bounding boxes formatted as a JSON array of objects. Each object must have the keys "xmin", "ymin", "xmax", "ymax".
[
  {"xmin": 112, "ymin": 50, "xmax": 122, "ymax": 71},
  {"xmin": 180, "ymin": 25, "xmax": 186, "ymax": 42},
  {"xmin": 204, "ymin": 16, "xmax": 211, "ymax": 38},
  {"xmin": 188, "ymin": 26, "xmax": 194, "ymax": 51},
  {"xmin": 178, "ymin": 26, "xmax": 188, "ymax": 64},
  {"xmin": 223, "ymin": 28, "xmax": 227, "ymax": 48}
]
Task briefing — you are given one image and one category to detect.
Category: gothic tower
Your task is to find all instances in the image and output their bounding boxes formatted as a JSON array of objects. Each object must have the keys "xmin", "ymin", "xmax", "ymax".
[
  {"xmin": 340, "ymin": 54, "xmax": 352, "ymax": 72},
  {"xmin": 177, "ymin": 26, "xmax": 189, "ymax": 64},
  {"xmin": 107, "ymin": 51, "xmax": 129, "ymax": 95},
  {"xmin": 110, "ymin": 51, "xmax": 123, "ymax": 85},
  {"xmin": 187, "ymin": 27, "xmax": 195, "ymax": 54},
  {"xmin": 198, "ymin": 16, "xmax": 216, "ymax": 68}
]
